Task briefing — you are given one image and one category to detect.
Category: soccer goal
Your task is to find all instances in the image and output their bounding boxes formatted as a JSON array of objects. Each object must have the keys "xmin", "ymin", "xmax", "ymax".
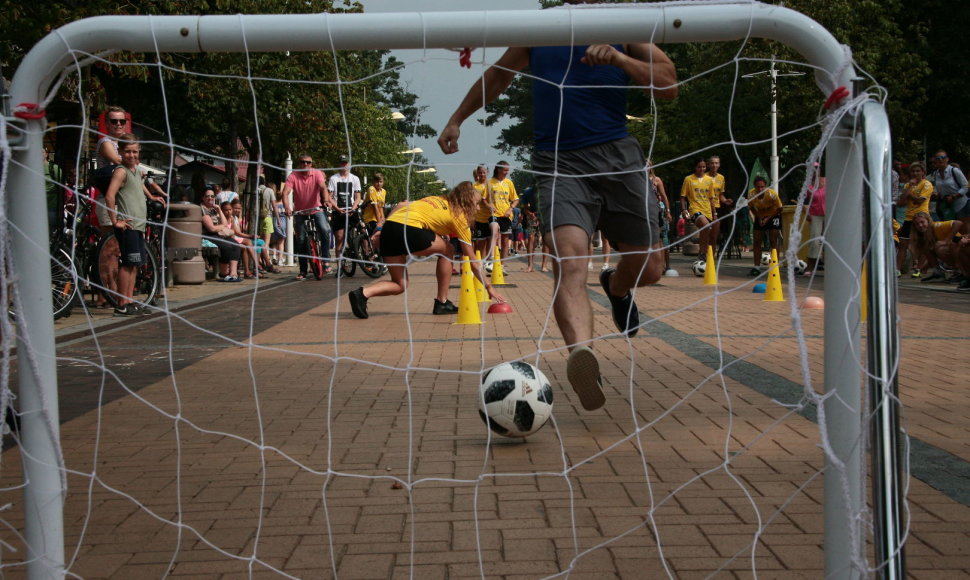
[{"xmin": 3, "ymin": 3, "xmax": 903, "ymax": 578}]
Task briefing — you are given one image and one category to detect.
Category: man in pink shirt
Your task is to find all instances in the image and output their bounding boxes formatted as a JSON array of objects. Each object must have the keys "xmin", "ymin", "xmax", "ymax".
[{"xmin": 282, "ymin": 154, "xmax": 334, "ymax": 279}]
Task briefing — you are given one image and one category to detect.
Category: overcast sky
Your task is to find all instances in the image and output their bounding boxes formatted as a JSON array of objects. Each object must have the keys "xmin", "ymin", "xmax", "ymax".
[{"xmin": 360, "ymin": 0, "xmax": 542, "ymax": 187}]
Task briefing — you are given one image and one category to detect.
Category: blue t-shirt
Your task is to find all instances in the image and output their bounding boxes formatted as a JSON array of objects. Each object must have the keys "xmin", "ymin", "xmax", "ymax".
[{"xmin": 529, "ymin": 45, "xmax": 630, "ymax": 152}]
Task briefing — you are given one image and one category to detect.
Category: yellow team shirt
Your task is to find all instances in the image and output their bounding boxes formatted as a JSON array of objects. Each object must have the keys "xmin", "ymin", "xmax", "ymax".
[
  {"xmin": 362, "ymin": 185, "xmax": 386, "ymax": 223},
  {"xmin": 932, "ymin": 221, "xmax": 961, "ymax": 242},
  {"xmin": 709, "ymin": 173, "xmax": 725, "ymax": 209},
  {"xmin": 902, "ymin": 179, "xmax": 933, "ymax": 221},
  {"xmin": 472, "ymin": 181, "xmax": 491, "ymax": 223},
  {"xmin": 387, "ymin": 195, "xmax": 472, "ymax": 244},
  {"xmin": 488, "ymin": 177, "xmax": 518, "ymax": 218},
  {"xmin": 747, "ymin": 187, "xmax": 783, "ymax": 218},
  {"xmin": 681, "ymin": 174, "xmax": 714, "ymax": 219}
]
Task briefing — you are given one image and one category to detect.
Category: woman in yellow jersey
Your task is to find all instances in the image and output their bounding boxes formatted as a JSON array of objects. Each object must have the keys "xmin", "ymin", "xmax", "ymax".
[
  {"xmin": 909, "ymin": 212, "xmax": 968, "ymax": 281},
  {"xmin": 746, "ymin": 176, "xmax": 783, "ymax": 276},
  {"xmin": 348, "ymin": 182, "xmax": 505, "ymax": 319},
  {"xmin": 706, "ymin": 155, "xmax": 733, "ymax": 255},
  {"xmin": 680, "ymin": 157, "xmax": 715, "ymax": 259},
  {"xmin": 895, "ymin": 161, "xmax": 934, "ymax": 277}
]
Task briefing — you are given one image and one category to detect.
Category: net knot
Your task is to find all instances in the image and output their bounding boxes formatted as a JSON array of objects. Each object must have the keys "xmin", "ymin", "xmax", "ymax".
[{"xmin": 13, "ymin": 103, "xmax": 46, "ymax": 120}]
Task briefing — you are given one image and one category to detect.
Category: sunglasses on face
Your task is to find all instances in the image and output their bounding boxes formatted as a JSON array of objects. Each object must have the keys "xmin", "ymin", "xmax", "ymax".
[
  {"xmin": 300, "ymin": 160, "xmax": 313, "ymax": 165},
  {"xmin": 108, "ymin": 118, "xmax": 127, "ymax": 125},
  {"xmin": 933, "ymin": 156, "xmax": 947, "ymax": 161}
]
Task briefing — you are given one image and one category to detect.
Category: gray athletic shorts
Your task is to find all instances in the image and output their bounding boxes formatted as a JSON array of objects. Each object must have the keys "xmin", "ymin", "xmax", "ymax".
[{"xmin": 532, "ymin": 135, "xmax": 661, "ymax": 247}]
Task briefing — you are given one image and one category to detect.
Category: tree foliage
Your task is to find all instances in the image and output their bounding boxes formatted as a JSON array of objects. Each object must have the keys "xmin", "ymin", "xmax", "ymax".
[{"xmin": 2, "ymin": 0, "xmax": 437, "ymax": 201}]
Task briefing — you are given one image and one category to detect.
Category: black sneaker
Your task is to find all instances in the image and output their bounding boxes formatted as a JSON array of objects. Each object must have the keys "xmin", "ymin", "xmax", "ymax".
[
  {"xmin": 599, "ymin": 267, "xmax": 639, "ymax": 337},
  {"xmin": 921, "ymin": 270, "xmax": 943, "ymax": 283},
  {"xmin": 749, "ymin": 267, "xmax": 761, "ymax": 276},
  {"xmin": 432, "ymin": 299, "xmax": 459, "ymax": 315},
  {"xmin": 348, "ymin": 287, "xmax": 369, "ymax": 319},
  {"xmin": 957, "ymin": 280, "xmax": 970, "ymax": 292},
  {"xmin": 113, "ymin": 304, "xmax": 138, "ymax": 317}
]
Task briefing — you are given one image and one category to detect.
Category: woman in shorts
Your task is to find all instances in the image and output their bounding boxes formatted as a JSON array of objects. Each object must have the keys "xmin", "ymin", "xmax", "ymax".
[{"xmin": 348, "ymin": 181, "xmax": 505, "ymax": 319}]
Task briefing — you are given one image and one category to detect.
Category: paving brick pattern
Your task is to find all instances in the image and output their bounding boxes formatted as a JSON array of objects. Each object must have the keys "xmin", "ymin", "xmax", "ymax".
[{"xmin": 2, "ymin": 254, "xmax": 968, "ymax": 578}]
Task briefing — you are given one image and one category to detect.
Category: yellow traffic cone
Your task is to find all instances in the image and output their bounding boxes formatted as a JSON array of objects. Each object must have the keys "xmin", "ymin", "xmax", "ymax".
[
  {"xmin": 491, "ymin": 246, "xmax": 508, "ymax": 286},
  {"xmin": 764, "ymin": 248, "xmax": 785, "ymax": 302},
  {"xmin": 455, "ymin": 257, "xmax": 483, "ymax": 325},
  {"xmin": 474, "ymin": 250, "xmax": 488, "ymax": 303},
  {"xmin": 704, "ymin": 246, "xmax": 717, "ymax": 285}
]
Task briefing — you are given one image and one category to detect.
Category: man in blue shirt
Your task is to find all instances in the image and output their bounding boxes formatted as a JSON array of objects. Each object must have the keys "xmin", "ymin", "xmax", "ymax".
[{"xmin": 438, "ymin": 1, "xmax": 678, "ymax": 411}]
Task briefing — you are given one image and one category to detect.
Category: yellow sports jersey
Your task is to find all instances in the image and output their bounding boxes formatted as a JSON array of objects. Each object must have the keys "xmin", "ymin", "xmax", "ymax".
[
  {"xmin": 932, "ymin": 221, "xmax": 961, "ymax": 242},
  {"xmin": 488, "ymin": 177, "xmax": 518, "ymax": 218},
  {"xmin": 709, "ymin": 173, "xmax": 725, "ymax": 209},
  {"xmin": 362, "ymin": 185, "xmax": 386, "ymax": 223},
  {"xmin": 747, "ymin": 187, "xmax": 783, "ymax": 217},
  {"xmin": 472, "ymin": 181, "xmax": 491, "ymax": 223},
  {"xmin": 387, "ymin": 195, "xmax": 472, "ymax": 244},
  {"xmin": 681, "ymin": 174, "xmax": 714, "ymax": 219},
  {"xmin": 892, "ymin": 219, "xmax": 900, "ymax": 244},
  {"xmin": 902, "ymin": 179, "xmax": 932, "ymax": 221}
]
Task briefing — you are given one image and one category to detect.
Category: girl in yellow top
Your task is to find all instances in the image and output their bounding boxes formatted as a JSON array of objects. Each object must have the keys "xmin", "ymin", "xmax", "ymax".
[
  {"xmin": 487, "ymin": 161, "xmax": 519, "ymax": 260},
  {"xmin": 680, "ymin": 157, "xmax": 715, "ymax": 258},
  {"xmin": 909, "ymin": 211, "xmax": 967, "ymax": 280},
  {"xmin": 348, "ymin": 181, "xmax": 505, "ymax": 319},
  {"xmin": 706, "ymin": 155, "xmax": 733, "ymax": 255},
  {"xmin": 746, "ymin": 176, "xmax": 783, "ymax": 275},
  {"xmin": 896, "ymin": 161, "xmax": 934, "ymax": 276},
  {"xmin": 362, "ymin": 172, "xmax": 387, "ymax": 235}
]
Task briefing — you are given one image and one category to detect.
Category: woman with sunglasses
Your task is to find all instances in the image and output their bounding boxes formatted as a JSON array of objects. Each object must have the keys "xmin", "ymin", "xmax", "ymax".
[{"xmin": 200, "ymin": 189, "xmax": 242, "ymax": 282}]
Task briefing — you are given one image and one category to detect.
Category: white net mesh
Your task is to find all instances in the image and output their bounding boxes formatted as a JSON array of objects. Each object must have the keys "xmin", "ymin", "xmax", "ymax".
[{"xmin": 0, "ymin": 4, "xmax": 946, "ymax": 578}]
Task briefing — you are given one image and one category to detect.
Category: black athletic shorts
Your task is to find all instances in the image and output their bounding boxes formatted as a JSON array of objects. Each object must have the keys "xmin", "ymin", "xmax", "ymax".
[
  {"xmin": 380, "ymin": 221, "xmax": 436, "ymax": 257},
  {"xmin": 898, "ymin": 220, "xmax": 913, "ymax": 239},
  {"xmin": 473, "ymin": 219, "xmax": 496, "ymax": 241},
  {"xmin": 494, "ymin": 216, "xmax": 513, "ymax": 235},
  {"xmin": 753, "ymin": 215, "xmax": 782, "ymax": 231}
]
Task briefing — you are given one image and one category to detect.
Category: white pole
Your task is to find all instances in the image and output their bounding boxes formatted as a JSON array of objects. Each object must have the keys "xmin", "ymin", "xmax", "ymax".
[
  {"xmin": 283, "ymin": 152, "xmax": 295, "ymax": 266},
  {"xmin": 823, "ymin": 113, "xmax": 865, "ymax": 579},
  {"xmin": 5, "ymin": 121, "xmax": 66, "ymax": 579},
  {"xmin": 769, "ymin": 61, "xmax": 779, "ymax": 192}
]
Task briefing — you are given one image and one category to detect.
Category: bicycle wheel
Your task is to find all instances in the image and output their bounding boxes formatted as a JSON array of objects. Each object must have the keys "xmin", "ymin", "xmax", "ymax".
[
  {"xmin": 308, "ymin": 236, "xmax": 324, "ymax": 280},
  {"xmin": 132, "ymin": 244, "xmax": 161, "ymax": 307},
  {"xmin": 339, "ymin": 239, "xmax": 357, "ymax": 278},
  {"xmin": 51, "ymin": 247, "xmax": 79, "ymax": 320},
  {"xmin": 356, "ymin": 234, "xmax": 386, "ymax": 279},
  {"xmin": 95, "ymin": 233, "xmax": 122, "ymax": 307},
  {"xmin": 96, "ymin": 233, "xmax": 161, "ymax": 307}
]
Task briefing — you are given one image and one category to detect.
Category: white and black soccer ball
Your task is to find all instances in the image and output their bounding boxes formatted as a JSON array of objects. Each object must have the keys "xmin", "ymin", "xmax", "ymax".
[
  {"xmin": 479, "ymin": 362, "xmax": 554, "ymax": 438},
  {"xmin": 761, "ymin": 252, "xmax": 772, "ymax": 266},
  {"xmin": 793, "ymin": 259, "xmax": 808, "ymax": 275},
  {"xmin": 691, "ymin": 260, "xmax": 706, "ymax": 277}
]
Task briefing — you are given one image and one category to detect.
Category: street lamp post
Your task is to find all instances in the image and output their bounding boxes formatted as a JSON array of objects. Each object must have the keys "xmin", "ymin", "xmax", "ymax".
[{"xmin": 742, "ymin": 57, "xmax": 805, "ymax": 192}]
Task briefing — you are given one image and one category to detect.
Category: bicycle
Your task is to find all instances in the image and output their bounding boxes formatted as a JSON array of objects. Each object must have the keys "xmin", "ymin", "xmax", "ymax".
[
  {"xmin": 292, "ymin": 207, "xmax": 329, "ymax": 280},
  {"xmin": 93, "ymin": 199, "xmax": 163, "ymax": 308},
  {"xmin": 337, "ymin": 207, "xmax": 386, "ymax": 279}
]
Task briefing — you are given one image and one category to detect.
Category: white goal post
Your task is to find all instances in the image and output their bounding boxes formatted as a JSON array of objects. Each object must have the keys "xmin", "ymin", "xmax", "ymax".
[{"xmin": 4, "ymin": 3, "xmax": 900, "ymax": 578}]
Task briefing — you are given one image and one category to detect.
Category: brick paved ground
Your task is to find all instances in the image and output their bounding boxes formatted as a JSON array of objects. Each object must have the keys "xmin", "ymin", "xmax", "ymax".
[{"xmin": 2, "ymin": 252, "xmax": 968, "ymax": 578}]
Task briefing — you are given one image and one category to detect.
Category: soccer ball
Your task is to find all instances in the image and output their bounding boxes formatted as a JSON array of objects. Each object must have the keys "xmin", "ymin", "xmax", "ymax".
[
  {"xmin": 691, "ymin": 260, "xmax": 706, "ymax": 277},
  {"xmin": 793, "ymin": 259, "xmax": 808, "ymax": 274},
  {"xmin": 761, "ymin": 252, "xmax": 772, "ymax": 266},
  {"xmin": 479, "ymin": 362, "xmax": 554, "ymax": 438}
]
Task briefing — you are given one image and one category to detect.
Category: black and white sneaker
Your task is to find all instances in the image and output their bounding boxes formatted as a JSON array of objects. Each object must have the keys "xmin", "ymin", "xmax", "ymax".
[
  {"xmin": 432, "ymin": 299, "xmax": 459, "ymax": 315},
  {"xmin": 113, "ymin": 304, "xmax": 138, "ymax": 317},
  {"xmin": 956, "ymin": 280, "xmax": 970, "ymax": 292},
  {"xmin": 921, "ymin": 269, "xmax": 943, "ymax": 283},
  {"xmin": 348, "ymin": 287, "xmax": 369, "ymax": 319},
  {"xmin": 599, "ymin": 267, "xmax": 639, "ymax": 337}
]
